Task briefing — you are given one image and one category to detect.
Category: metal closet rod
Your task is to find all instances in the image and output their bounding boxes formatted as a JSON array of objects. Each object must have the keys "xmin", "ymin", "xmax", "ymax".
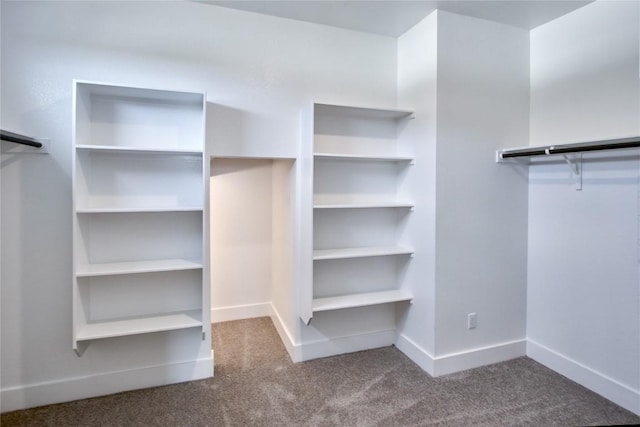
[
  {"xmin": 499, "ymin": 136, "xmax": 640, "ymax": 159},
  {"xmin": 0, "ymin": 129, "xmax": 43, "ymax": 148}
]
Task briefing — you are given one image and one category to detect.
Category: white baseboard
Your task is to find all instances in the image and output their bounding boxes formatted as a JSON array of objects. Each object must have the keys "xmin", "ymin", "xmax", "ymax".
[
  {"xmin": 396, "ymin": 334, "xmax": 526, "ymax": 377},
  {"xmin": 433, "ymin": 339, "xmax": 527, "ymax": 377},
  {"xmin": 1, "ymin": 353, "xmax": 213, "ymax": 413},
  {"xmin": 527, "ymin": 339, "xmax": 640, "ymax": 416},
  {"xmin": 394, "ymin": 333, "xmax": 435, "ymax": 375},
  {"xmin": 269, "ymin": 303, "xmax": 303, "ymax": 362},
  {"xmin": 211, "ymin": 302, "xmax": 271, "ymax": 323},
  {"xmin": 299, "ymin": 328, "xmax": 397, "ymax": 362}
]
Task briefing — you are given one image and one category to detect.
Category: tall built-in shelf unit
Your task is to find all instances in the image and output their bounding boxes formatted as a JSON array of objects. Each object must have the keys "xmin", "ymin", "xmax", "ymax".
[
  {"xmin": 299, "ymin": 103, "xmax": 415, "ymax": 324},
  {"xmin": 72, "ymin": 81, "xmax": 208, "ymax": 355}
]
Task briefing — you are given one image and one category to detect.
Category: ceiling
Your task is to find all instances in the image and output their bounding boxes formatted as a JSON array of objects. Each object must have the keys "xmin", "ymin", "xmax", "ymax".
[{"xmin": 204, "ymin": 1, "xmax": 594, "ymax": 37}]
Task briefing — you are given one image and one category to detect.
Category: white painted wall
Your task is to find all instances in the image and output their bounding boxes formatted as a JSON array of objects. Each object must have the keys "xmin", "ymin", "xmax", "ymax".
[
  {"xmin": 433, "ymin": 11, "xmax": 530, "ymax": 366},
  {"xmin": 0, "ymin": 1, "xmax": 397, "ymax": 411},
  {"xmin": 528, "ymin": 0, "xmax": 640, "ymax": 414},
  {"xmin": 396, "ymin": 11, "xmax": 439, "ymax": 371},
  {"xmin": 396, "ymin": 10, "xmax": 529, "ymax": 376},
  {"xmin": 530, "ymin": 1, "xmax": 640, "ymax": 146},
  {"xmin": 210, "ymin": 159, "xmax": 274, "ymax": 321},
  {"xmin": 209, "ymin": 157, "xmax": 297, "ymax": 346}
]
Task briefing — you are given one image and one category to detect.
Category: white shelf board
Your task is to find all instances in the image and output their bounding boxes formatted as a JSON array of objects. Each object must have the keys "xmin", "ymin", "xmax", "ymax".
[
  {"xmin": 76, "ymin": 258, "xmax": 203, "ymax": 277},
  {"xmin": 76, "ymin": 206, "xmax": 203, "ymax": 214},
  {"xmin": 314, "ymin": 153, "xmax": 413, "ymax": 162},
  {"xmin": 314, "ymin": 103, "xmax": 413, "ymax": 120},
  {"xmin": 76, "ymin": 144, "xmax": 203, "ymax": 155},
  {"xmin": 312, "ymin": 289, "xmax": 413, "ymax": 313},
  {"xmin": 75, "ymin": 310, "xmax": 202, "ymax": 341},
  {"xmin": 313, "ymin": 201, "xmax": 414, "ymax": 209},
  {"xmin": 313, "ymin": 246, "xmax": 414, "ymax": 261},
  {"xmin": 75, "ymin": 80, "xmax": 205, "ymax": 104}
]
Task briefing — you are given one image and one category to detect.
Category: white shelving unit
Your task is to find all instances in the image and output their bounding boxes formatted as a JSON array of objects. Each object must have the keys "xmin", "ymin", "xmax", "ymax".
[
  {"xmin": 299, "ymin": 102, "xmax": 415, "ymax": 324},
  {"xmin": 72, "ymin": 81, "xmax": 208, "ymax": 355}
]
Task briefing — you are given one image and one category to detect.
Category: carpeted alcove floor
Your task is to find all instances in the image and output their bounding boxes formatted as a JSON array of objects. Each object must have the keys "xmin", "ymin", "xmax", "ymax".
[{"xmin": 2, "ymin": 317, "xmax": 639, "ymax": 426}]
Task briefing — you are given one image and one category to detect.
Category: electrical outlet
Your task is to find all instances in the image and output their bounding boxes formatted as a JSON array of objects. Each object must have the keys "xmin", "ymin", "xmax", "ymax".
[{"xmin": 468, "ymin": 313, "xmax": 477, "ymax": 329}]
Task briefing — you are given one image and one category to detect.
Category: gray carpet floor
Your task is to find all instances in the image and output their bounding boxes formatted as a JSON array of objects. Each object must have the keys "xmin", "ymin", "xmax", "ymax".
[{"xmin": 2, "ymin": 317, "xmax": 639, "ymax": 426}]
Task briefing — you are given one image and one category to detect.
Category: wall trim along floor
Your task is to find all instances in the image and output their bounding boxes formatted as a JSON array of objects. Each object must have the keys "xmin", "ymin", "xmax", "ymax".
[
  {"xmin": 527, "ymin": 339, "xmax": 640, "ymax": 415},
  {"xmin": 396, "ymin": 333, "xmax": 527, "ymax": 377},
  {"xmin": 0, "ymin": 353, "xmax": 213, "ymax": 413},
  {"xmin": 211, "ymin": 302, "xmax": 272, "ymax": 323}
]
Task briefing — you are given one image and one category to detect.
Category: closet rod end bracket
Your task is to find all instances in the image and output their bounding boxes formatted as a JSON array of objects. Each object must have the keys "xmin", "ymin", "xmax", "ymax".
[{"xmin": 562, "ymin": 153, "xmax": 582, "ymax": 191}]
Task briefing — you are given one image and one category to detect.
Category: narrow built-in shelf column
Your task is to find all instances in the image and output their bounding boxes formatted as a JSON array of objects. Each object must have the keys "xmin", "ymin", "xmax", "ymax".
[
  {"xmin": 72, "ymin": 80, "xmax": 208, "ymax": 355},
  {"xmin": 300, "ymin": 102, "xmax": 416, "ymax": 323}
]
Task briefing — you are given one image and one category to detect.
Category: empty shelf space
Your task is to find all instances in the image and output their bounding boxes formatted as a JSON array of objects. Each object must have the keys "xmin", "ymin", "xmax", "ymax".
[
  {"xmin": 313, "ymin": 246, "xmax": 414, "ymax": 261},
  {"xmin": 74, "ymin": 148, "xmax": 204, "ymax": 211},
  {"xmin": 312, "ymin": 289, "xmax": 413, "ymax": 313},
  {"xmin": 314, "ymin": 153, "xmax": 413, "ymax": 162},
  {"xmin": 74, "ymin": 81, "xmax": 205, "ymax": 151},
  {"xmin": 75, "ymin": 310, "xmax": 202, "ymax": 341},
  {"xmin": 76, "ymin": 258, "xmax": 203, "ymax": 277},
  {"xmin": 313, "ymin": 201, "xmax": 414, "ymax": 209},
  {"xmin": 76, "ymin": 145, "xmax": 203, "ymax": 155}
]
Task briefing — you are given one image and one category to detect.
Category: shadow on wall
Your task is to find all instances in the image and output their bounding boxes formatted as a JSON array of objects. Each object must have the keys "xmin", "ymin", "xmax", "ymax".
[
  {"xmin": 205, "ymin": 101, "xmax": 300, "ymax": 158},
  {"xmin": 206, "ymin": 103, "xmax": 248, "ymax": 155}
]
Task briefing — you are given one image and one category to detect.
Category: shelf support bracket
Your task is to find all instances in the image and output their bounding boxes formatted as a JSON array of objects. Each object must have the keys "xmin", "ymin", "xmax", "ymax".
[
  {"xmin": 73, "ymin": 341, "xmax": 89, "ymax": 357},
  {"xmin": 562, "ymin": 153, "xmax": 582, "ymax": 191}
]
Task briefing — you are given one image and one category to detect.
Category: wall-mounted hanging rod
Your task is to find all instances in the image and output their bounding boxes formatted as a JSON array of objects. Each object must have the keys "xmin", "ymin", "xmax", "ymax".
[
  {"xmin": 1, "ymin": 129, "xmax": 43, "ymax": 148},
  {"xmin": 497, "ymin": 136, "xmax": 640, "ymax": 161}
]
